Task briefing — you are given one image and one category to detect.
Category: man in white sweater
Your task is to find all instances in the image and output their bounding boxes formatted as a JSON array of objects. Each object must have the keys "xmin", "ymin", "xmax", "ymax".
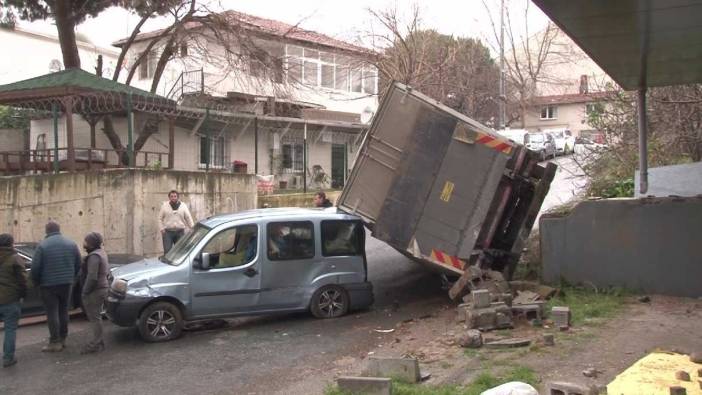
[{"xmin": 158, "ymin": 190, "xmax": 194, "ymax": 254}]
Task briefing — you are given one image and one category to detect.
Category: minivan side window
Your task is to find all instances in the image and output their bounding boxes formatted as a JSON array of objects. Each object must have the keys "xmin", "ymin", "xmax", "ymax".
[
  {"xmin": 202, "ymin": 224, "xmax": 258, "ymax": 269},
  {"xmin": 321, "ymin": 220, "xmax": 363, "ymax": 257},
  {"xmin": 267, "ymin": 221, "xmax": 314, "ymax": 261}
]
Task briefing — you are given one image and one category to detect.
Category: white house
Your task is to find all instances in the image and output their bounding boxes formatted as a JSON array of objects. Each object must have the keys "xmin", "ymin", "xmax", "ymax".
[
  {"xmin": 0, "ymin": 25, "xmax": 120, "ymax": 84},
  {"xmin": 11, "ymin": 11, "xmax": 380, "ymax": 190}
]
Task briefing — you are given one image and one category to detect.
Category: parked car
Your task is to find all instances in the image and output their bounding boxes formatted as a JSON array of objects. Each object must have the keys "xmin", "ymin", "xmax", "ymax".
[
  {"xmin": 573, "ymin": 136, "xmax": 607, "ymax": 156},
  {"xmin": 14, "ymin": 242, "xmax": 144, "ymax": 317},
  {"xmin": 107, "ymin": 207, "xmax": 374, "ymax": 342},
  {"xmin": 525, "ymin": 132, "xmax": 557, "ymax": 160},
  {"xmin": 544, "ymin": 128, "xmax": 576, "ymax": 155},
  {"xmin": 495, "ymin": 128, "xmax": 529, "ymax": 145}
]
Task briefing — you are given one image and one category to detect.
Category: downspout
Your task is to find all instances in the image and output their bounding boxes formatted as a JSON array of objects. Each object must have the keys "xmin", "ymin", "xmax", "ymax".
[{"xmin": 638, "ymin": 0, "xmax": 651, "ymax": 195}]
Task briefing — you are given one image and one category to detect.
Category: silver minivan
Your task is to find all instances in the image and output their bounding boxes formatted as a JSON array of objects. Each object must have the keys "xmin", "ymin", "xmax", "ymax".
[{"xmin": 107, "ymin": 207, "xmax": 373, "ymax": 342}]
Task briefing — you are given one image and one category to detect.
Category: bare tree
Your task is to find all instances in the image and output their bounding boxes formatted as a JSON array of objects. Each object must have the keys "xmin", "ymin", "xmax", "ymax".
[
  {"xmin": 483, "ymin": 0, "xmax": 583, "ymax": 127},
  {"xmin": 364, "ymin": 5, "xmax": 500, "ymax": 124}
]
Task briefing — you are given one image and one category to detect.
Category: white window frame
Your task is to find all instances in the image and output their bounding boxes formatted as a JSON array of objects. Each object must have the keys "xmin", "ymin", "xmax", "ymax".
[
  {"xmin": 198, "ymin": 134, "xmax": 227, "ymax": 169},
  {"xmin": 540, "ymin": 105, "xmax": 558, "ymax": 120}
]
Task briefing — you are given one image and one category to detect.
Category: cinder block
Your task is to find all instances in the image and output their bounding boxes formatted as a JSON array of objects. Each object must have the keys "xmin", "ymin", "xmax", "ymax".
[
  {"xmin": 337, "ymin": 376, "xmax": 391, "ymax": 395},
  {"xmin": 472, "ymin": 289, "xmax": 491, "ymax": 308},
  {"xmin": 367, "ymin": 356, "xmax": 421, "ymax": 383},
  {"xmin": 546, "ymin": 381, "xmax": 597, "ymax": 395},
  {"xmin": 551, "ymin": 306, "xmax": 571, "ymax": 328}
]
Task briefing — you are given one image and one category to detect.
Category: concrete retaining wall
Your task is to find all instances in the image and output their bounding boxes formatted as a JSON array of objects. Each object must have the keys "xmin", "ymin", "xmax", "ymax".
[
  {"xmin": 0, "ymin": 169, "xmax": 256, "ymax": 256},
  {"xmin": 258, "ymin": 190, "xmax": 342, "ymax": 208},
  {"xmin": 540, "ymin": 197, "xmax": 702, "ymax": 297}
]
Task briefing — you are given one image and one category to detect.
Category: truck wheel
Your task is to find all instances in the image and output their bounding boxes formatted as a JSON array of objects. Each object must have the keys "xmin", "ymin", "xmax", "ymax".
[
  {"xmin": 310, "ymin": 285, "xmax": 349, "ymax": 318},
  {"xmin": 138, "ymin": 302, "xmax": 183, "ymax": 342}
]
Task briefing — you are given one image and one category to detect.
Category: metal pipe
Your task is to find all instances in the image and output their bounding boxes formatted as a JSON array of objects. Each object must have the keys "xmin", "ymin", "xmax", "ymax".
[
  {"xmin": 499, "ymin": 0, "xmax": 505, "ymax": 129},
  {"xmin": 303, "ymin": 122, "xmax": 307, "ymax": 193},
  {"xmin": 638, "ymin": 88, "xmax": 648, "ymax": 194},
  {"xmin": 254, "ymin": 117, "xmax": 258, "ymax": 174},
  {"xmin": 127, "ymin": 94, "xmax": 134, "ymax": 167}
]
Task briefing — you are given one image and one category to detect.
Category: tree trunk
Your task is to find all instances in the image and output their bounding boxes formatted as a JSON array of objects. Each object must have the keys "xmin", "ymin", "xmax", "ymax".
[{"xmin": 54, "ymin": 0, "xmax": 81, "ymax": 69}]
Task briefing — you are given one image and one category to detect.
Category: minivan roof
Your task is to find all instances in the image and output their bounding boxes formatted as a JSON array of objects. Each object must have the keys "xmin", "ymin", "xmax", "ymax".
[{"xmin": 200, "ymin": 207, "xmax": 360, "ymax": 228}]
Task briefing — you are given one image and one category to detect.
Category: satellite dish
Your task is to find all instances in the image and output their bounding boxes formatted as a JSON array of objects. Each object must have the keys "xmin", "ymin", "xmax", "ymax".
[
  {"xmin": 360, "ymin": 106, "xmax": 375, "ymax": 125},
  {"xmin": 49, "ymin": 59, "xmax": 63, "ymax": 73}
]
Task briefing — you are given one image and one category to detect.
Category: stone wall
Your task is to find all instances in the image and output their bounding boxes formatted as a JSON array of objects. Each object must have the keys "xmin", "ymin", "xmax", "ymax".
[
  {"xmin": 540, "ymin": 197, "xmax": 702, "ymax": 297},
  {"xmin": 0, "ymin": 169, "xmax": 257, "ymax": 256},
  {"xmin": 258, "ymin": 190, "xmax": 342, "ymax": 208}
]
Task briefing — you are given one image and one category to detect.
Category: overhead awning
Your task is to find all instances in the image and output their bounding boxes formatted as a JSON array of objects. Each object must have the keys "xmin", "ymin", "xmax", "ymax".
[{"xmin": 532, "ymin": 0, "xmax": 702, "ymax": 90}]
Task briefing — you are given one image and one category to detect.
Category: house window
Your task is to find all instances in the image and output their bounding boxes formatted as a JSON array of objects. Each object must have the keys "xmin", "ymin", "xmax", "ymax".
[
  {"xmin": 248, "ymin": 42, "xmax": 284, "ymax": 83},
  {"xmin": 586, "ymin": 103, "xmax": 603, "ymax": 116},
  {"xmin": 179, "ymin": 43, "xmax": 188, "ymax": 58},
  {"xmin": 363, "ymin": 67, "xmax": 378, "ymax": 95},
  {"xmin": 282, "ymin": 143, "xmax": 304, "ymax": 172},
  {"xmin": 199, "ymin": 135, "xmax": 226, "ymax": 168},
  {"xmin": 351, "ymin": 67, "xmax": 363, "ymax": 93},
  {"xmin": 138, "ymin": 50, "xmax": 155, "ymax": 80},
  {"xmin": 335, "ymin": 59, "xmax": 349, "ymax": 91},
  {"xmin": 540, "ymin": 105, "xmax": 558, "ymax": 120},
  {"xmin": 286, "ymin": 45, "xmax": 303, "ymax": 84}
]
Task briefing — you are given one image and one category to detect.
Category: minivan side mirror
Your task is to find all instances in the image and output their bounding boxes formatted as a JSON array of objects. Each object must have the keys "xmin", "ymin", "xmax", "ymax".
[{"xmin": 199, "ymin": 252, "xmax": 211, "ymax": 270}]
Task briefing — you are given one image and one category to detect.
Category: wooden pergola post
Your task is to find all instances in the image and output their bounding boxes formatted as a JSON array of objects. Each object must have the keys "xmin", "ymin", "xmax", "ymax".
[
  {"xmin": 64, "ymin": 97, "xmax": 76, "ymax": 171},
  {"xmin": 168, "ymin": 117, "xmax": 175, "ymax": 169}
]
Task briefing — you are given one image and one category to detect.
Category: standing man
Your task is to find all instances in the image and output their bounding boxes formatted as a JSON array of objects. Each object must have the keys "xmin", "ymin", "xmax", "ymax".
[
  {"xmin": 0, "ymin": 233, "xmax": 26, "ymax": 367},
  {"xmin": 313, "ymin": 191, "xmax": 333, "ymax": 208},
  {"xmin": 31, "ymin": 221, "xmax": 81, "ymax": 352},
  {"xmin": 159, "ymin": 190, "xmax": 194, "ymax": 254},
  {"xmin": 79, "ymin": 232, "xmax": 109, "ymax": 354}
]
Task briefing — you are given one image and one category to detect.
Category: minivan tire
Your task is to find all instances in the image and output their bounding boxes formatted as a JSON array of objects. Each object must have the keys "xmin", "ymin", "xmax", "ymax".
[
  {"xmin": 310, "ymin": 285, "xmax": 350, "ymax": 319},
  {"xmin": 138, "ymin": 302, "xmax": 184, "ymax": 342}
]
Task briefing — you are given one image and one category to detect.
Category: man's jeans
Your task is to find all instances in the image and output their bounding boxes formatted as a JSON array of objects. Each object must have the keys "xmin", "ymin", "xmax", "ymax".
[
  {"xmin": 162, "ymin": 229, "xmax": 185, "ymax": 254},
  {"xmin": 0, "ymin": 302, "xmax": 21, "ymax": 362},
  {"xmin": 40, "ymin": 284, "xmax": 72, "ymax": 343}
]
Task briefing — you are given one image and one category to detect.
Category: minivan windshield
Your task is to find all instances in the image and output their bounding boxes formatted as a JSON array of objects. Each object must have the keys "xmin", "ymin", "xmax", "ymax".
[{"xmin": 162, "ymin": 224, "xmax": 210, "ymax": 265}]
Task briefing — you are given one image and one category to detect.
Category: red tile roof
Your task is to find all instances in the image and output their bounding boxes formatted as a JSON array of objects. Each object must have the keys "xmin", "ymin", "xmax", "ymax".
[
  {"xmin": 113, "ymin": 10, "xmax": 374, "ymax": 56},
  {"xmin": 530, "ymin": 91, "xmax": 617, "ymax": 106}
]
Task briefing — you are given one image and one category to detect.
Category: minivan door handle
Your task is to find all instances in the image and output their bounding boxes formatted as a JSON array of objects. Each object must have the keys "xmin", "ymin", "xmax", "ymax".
[{"xmin": 243, "ymin": 267, "xmax": 258, "ymax": 278}]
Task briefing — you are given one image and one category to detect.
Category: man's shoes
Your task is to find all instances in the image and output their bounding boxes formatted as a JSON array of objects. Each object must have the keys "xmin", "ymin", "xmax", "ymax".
[
  {"xmin": 80, "ymin": 341, "xmax": 104, "ymax": 355},
  {"xmin": 41, "ymin": 342, "xmax": 64, "ymax": 352},
  {"xmin": 2, "ymin": 358, "xmax": 17, "ymax": 368}
]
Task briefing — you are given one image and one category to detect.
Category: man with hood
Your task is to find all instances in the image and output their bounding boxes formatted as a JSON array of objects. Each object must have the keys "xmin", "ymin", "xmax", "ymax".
[
  {"xmin": 0, "ymin": 233, "xmax": 27, "ymax": 367},
  {"xmin": 79, "ymin": 232, "xmax": 109, "ymax": 354},
  {"xmin": 31, "ymin": 221, "xmax": 81, "ymax": 352}
]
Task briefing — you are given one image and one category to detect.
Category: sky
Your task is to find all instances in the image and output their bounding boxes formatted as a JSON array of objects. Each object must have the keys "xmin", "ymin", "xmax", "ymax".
[{"xmin": 17, "ymin": 0, "xmax": 550, "ymax": 53}]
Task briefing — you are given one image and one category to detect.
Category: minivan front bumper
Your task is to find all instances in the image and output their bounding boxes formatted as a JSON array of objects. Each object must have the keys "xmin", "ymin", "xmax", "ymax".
[
  {"xmin": 345, "ymin": 281, "xmax": 374, "ymax": 310},
  {"xmin": 106, "ymin": 292, "xmax": 152, "ymax": 327}
]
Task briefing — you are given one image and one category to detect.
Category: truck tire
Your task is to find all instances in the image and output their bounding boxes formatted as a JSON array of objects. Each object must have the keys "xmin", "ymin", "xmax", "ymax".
[
  {"xmin": 310, "ymin": 285, "xmax": 349, "ymax": 319},
  {"xmin": 138, "ymin": 301, "xmax": 183, "ymax": 342}
]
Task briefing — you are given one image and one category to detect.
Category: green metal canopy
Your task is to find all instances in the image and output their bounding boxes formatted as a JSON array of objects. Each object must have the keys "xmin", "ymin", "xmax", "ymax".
[
  {"xmin": 0, "ymin": 68, "xmax": 172, "ymax": 103},
  {"xmin": 533, "ymin": 0, "xmax": 702, "ymax": 90}
]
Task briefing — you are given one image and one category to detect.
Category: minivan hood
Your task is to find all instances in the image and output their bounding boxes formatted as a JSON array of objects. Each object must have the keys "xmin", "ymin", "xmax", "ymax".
[{"xmin": 111, "ymin": 257, "xmax": 172, "ymax": 281}]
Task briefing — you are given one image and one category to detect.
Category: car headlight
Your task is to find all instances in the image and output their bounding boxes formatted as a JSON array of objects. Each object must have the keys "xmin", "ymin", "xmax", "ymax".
[{"xmin": 112, "ymin": 278, "xmax": 128, "ymax": 294}]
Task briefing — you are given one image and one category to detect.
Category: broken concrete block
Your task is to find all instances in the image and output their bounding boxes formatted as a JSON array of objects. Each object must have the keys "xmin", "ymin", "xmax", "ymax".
[
  {"xmin": 512, "ymin": 303, "xmax": 544, "ymax": 321},
  {"xmin": 456, "ymin": 304, "xmax": 471, "ymax": 323},
  {"xmin": 484, "ymin": 337, "xmax": 532, "ymax": 349},
  {"xmin": 690, "ymin": 352, "xmax": 702, "ymax": 364},
  {"xmin": 545, "ymin": 381, "xmax": 597, "ymax": 395},
  {"xmin": 467, "ymin": 307, "xmax": 497, "ymax": 330},
  {"xmin": 542, "ymin": 333, "xmax": 555, "ymax": 346},
  {"xmin": 669, "ymin": 386, "xmax": 687, "ymax": 395},
  {"xmin": 676, "ymin": 371, "xmax": 691, "ymax": 381},
  {"xmin": 551, "ymin": 306, "xmax": 571, "ymax": 328},
  {"xmin": 496, "ymin": 312, "xmax": 513, "ymax": 328},
  {"xmin": 367, "ymin": 356, "xmax": 421, "ymax": 383},
  {"xmin": 458, "ymin": 329, "xmax": 483, "ymax": 348},
  {"xmin": 337, "ymin": 376, "xmax": 391, "ymax": 395},
  {"xmin": 472, "ymin": 289, "xmax": 491, "ymax": 308}
]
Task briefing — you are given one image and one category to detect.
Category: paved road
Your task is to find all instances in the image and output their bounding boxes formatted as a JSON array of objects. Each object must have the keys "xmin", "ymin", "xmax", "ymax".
[
  {"xmin": 0, "ymin": 236, "xmax": 447, "ymax": 395},
  {"xmin": 538, "ymin": 155, "xmax": 588, "ymax": 222}
]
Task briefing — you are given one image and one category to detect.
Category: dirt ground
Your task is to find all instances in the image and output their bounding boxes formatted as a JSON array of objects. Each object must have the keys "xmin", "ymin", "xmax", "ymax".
[{"xmin": 326, "ymin": 294, "xmax": 702, "ymax": 393}]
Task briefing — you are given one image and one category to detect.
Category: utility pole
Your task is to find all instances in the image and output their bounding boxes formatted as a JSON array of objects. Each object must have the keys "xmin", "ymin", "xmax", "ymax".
[{"xmin": 499, "ymin": 0, "xmax": 506, "ymax": 130}]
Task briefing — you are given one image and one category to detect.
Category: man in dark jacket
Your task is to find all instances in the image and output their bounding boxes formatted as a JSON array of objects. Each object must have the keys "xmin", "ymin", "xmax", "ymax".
[
  {"xmin": 31, "ymin": 221, "xmax": 81, "ymax": 352},
  {"xmin": 313, "ymin": 191, "xmax": 333, "ymax": 208},
  {"xmin": 79, "ymin": 232, "xmax": 109, "ymax": 354},
  {"xmin": 0, "ymin": 233, "xmax": 27, "ymax": 367}
]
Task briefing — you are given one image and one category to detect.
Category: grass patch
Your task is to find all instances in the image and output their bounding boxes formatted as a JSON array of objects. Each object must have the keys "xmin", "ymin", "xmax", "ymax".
[
  {"xmin": 326, "ymin": 366, "xmax": 539, "ymax": 395},
  {"xmin": 547, "ymin": 285, "xmax": 628, "ymax": 326}
]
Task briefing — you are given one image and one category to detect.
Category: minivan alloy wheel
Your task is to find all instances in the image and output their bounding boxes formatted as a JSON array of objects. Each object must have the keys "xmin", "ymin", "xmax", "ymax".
[
  {"xmin": 310, "ymin": 285, "xmax": 349, "ymax": 319},
  {"xmin": 146, "ymin": 310, "xmax": 176, "ymax": 338}
]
